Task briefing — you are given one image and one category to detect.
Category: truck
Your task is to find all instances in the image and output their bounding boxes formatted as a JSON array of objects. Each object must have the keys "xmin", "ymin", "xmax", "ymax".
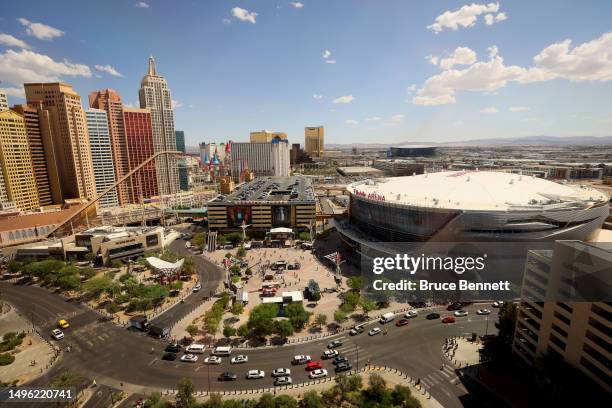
[
  {"xmin": 149, "ymin": 324, "xmax": 170, "ymax": 339},
  {"xmin": 379, "ymin": 312, "xmax": 395, "ymax": 324},
  {"xmin": 129, "ymin": 315, "xmax": 150, "ymax": 332}
]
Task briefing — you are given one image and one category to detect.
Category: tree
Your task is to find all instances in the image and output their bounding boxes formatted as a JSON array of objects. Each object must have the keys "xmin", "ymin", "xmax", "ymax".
[
  {"xmin": 347, "ymin": 277, "xmax": 363, "ymax": 292},
  {"xmin": 391, "ymin": 385, "xmax": 421, "ymax": 408},
  {"xmin": 202, "ymin": 394, "xmax": 223, "ymax": 408},
  {"xmin": 186, "ymin": 325, "xmax": 198, "ymax": 338},
  {"xmin": 50, "ymin": 372, "xmax": 80, "ymax": 388},
  {"xmin": 236, "ymin": 246, "xmax": 246, "ymax": 258},
  {"xmin": 247, "ymin": 304, "xmax": 278, "ymax": 338},
  {"xmin": 297, "ymin": 231, "xmax": 310, "ymax": 241},
  {"xmin": 175, "ymin": 378, "xmax": 196, "ymax": 408},
  {"xmin": 83, "ymin": 275, "xmax": 114, "ymax": 299},
  {"xmin": 191, "ymin": 233, "xmax": 207, "ymax": 250},
  {"xmin": 231, "ymin": 302, "xmax": 244, "ymax": 316},
  {"xmin": 143, "ymin": 392, "xmax": 173, "ymax": 408},
  {"xmin": 343, "ymin": 291, "xmax": 361, "ymax": 310},
  {"xmin": 307, "ymin": 279, "xmax": 321, "ymax": 301},
  {"xmin": 365, "ymin": 373, "xmax": 387, "ymax": 402},
  {"xmin": 360, "ymin": 300, "xmax": 376, "ymax": 316},
  {"xmin": 274, "ymin": 319, "xmax": 294, "ymax": 338},
  {"xmin": 223, "ymin": 325, "xmax": 236, "ymax": 337},
  {"xmin": 314, "ymin": 314, "xmax": 327, "ymax": 327},
  {"xmin": 181, "ymin": 257, "xmax": 196, "ymax": 276},
  {"xmin": 256, "ymin": 394, "xmax": 275, "ymax": 408},
  {"xmin": 110, "ymin": 260, "xmax": 124, "ymax": 269},
  {"xmin": 300, "ymin": 390, "xmax": 324, "ymax": 408},
  {"xmin": 237, "ymin": 324, "xmax": 249, "ymax": 338},
  {"xmin": 273, "ymin": 395, "xmax": 298, "ymax": 408},
  {"xmin": 283, "ymin": 303, "xmax": 311, "ymax": 330},
  {"xmin": 334, "ymin": 310, "xmax": 347, "ymax": 323},
  {"xmin": 497, "ymin": 302, "xmax": 518, "ymax": 346}
]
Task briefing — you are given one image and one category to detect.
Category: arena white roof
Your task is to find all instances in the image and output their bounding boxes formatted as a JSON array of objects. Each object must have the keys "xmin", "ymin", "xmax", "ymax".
[
  {"xmin": 146, "ymin": 257, "xmax": 184, "ymax": 276},
  {"xmin": 349, "ymin": 171, "xmax": 609, "ymax": 211}
]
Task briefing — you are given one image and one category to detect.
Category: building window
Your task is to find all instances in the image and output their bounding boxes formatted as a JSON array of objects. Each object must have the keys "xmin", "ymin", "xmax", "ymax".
[
  {"xmin": 549, "ymin": 332, "xmax": 567, "ymax": 351},
  {"xmin": 554, "ymin": 311, "xmax": 571, "ymax": 326}
]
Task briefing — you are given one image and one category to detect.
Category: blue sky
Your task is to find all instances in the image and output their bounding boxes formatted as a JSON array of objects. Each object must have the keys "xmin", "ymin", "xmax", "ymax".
[{"xmin": 1, "ymin": 1, "xmax": 612, "ymax": 146}]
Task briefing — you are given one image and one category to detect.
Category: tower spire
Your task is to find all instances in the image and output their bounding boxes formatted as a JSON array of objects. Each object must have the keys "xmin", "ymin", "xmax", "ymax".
[{"xmin": 147, "ymin": 55, "xmax": 157, "ymax": 76}]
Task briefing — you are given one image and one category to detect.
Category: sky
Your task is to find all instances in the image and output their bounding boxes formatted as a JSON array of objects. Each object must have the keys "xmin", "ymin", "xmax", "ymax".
[{"xmin": 1, "ymin": 0, "xmax": 612, "ymax": 147}]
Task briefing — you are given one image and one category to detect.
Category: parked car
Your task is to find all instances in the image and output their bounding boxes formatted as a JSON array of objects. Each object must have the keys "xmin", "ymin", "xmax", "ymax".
[
  {"xmin": 162, "ymin": 352, "xmax": 177, "ymax": 361},
  {"xmin": 272, "ymin": 368, "xmax": 291, "ymax": 377},
  {"xmin": 165, "ymin": 343, "xmax": 182, "ymax": 353},
  {"xmin": 322, "ymin": 349, "xmax": 339, "ymax": 359},
  {"xmin": 454, "ymin": 310, "xmax": 468, "ymax": 317},
  {"xmin": 442, "ymin": 316, "xmax": 456, "ymax": 324},
  {"xmin": 333, "ymin": 356, "xmax": 349, "ymax": 365},
  {"xmin": 349, "ymin": 324, "xmax": 365, "ymax": 336},
  {"xmin": 426, "ymin": 313, "xmax": 441, "ymax": 320},
  {"xmin": 218, "ymin": 372, "xmax": 237, "ymax": 381},
  {"xmin": 181, "ymin": 354, "xmax": 198, "ymax": 363},
  {"xmin": 368, "ymin": 327, "xmax": 382, "ymax": 336},
  {"xmin": 335, "ymin": 362, "xmax": 352, "ymax": 372},
  {"xmin": 309, "ymin": 369, "xmax": 328, "ymax": 379},
  {"xmin": 405, "ymin": 310, "xmax": 418, "ymax": 318},
  {"xmin": 395, "ymin": 319, "xmax": 410, "ymax": 327},
  {"xmin": 477, "ymin": 309, "xmax": 491, "ymax": 315},
  {"xmin": 305, "ymin": 361, "xmax": 323, "ymax": 371},
  {"xmin": 246, "ymin": 370, "xmax": 265, "ymax": 379},
  {"xmin": 492, "ymin": 301, "xmax": 505, "ymax": 308},
  {"xmin": 231, "ymin": 355, "xmax": 248, "ymax": 364},
  {"xmin": 447, "ymin": 302, "xmax": 463, "ymax": 311},
  {"xmin": 274, "ymin": 376, "xmax": 292, "ymax": 386},
  {"xmin": 292, "ymin": 355, "xmax": 311, "ymax": 365},
  {"xmin": 51, "ymin": 329, "xmax": 64, "ymax": 340},
  {"xmin": 327, "ymin": 340, "xmax": 343, "ymax": 349}
]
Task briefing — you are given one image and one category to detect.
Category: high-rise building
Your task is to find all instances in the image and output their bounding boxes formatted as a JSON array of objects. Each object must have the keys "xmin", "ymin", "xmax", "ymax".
[
  {"xmin": 0, "ymin": 89, "xmax": 8, "ymax": 111},
  {"xmin": 304, "ymin": 126, "xmax": 324, "ymax": 157},
  {"xmin": 513, "ymin": 241, "xmax": 612, "ymax": 393},
  {"xmin": 0, "ymin": 110, "xmax": 40, "ymax": 211},
  {"xmin": 0, "ymin": 160, "xmax": 13, "ymax": 211},
  {"xmin": 11, "ymin": 104, "xmax": 63, "ymax": 206},
  {"xmin": 24, "ymin": 83, "xmax": 97, "ymax": 202},
  {"xmin": 250, "ymin": 130, "xmax": 287, "ymax": 143},
  {"xmin": 175, "ymin": 130, "xmax": 188, "ymax": 191},
  {"xmin": 86, "ymin": 109, "xmax": 119, "ymax": 208},
  {"xmin": 123, "ymin": 108, "xmax": 158, "ymax": 201},
  {"xmin": 138, "ymin": 56, "xmax": 179, "ymax": 195},
  {"xmin": 89, "ymin": 89, "xmax": 131, "ymax": 205},
  {"xmin": 230, "ymin": 140, "xmax": 290, "ymax": 179}
]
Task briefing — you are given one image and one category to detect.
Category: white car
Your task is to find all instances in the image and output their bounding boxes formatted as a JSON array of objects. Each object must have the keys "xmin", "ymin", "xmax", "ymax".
[
  {"xmin": 454, "ymin": 310, "xmax": 469, "ymax": 317},
  {"xmin": 204, "ymin": 356, "xmax": 222, "ymax": 364},
  {"xmin": 181, "ymin": 354, "xmax": 198, "ymax": 363},
  {"xmin": 292, "ymin": 355, "xmax": 311, "ymax": 364},
  {"xmin": 272, "ymin": 368, "xmax": 291, "ymax": 377},
  {"xmin": 368, "ymin": 327, "xmax": 382, "ymax": 336},
  {"xmin": 477, "ymin": 309, "xmax": 491, "ymax": 315},
  {"xmin": 193, "ymin": 283, "xmax": 201, "ymax": 292},
  {"xmin": 309, "ymin": 369, "xmax": 328, "ymax": 379},
  {"xmin": 246, "ymin": 370, "xmax": 265, "ymax": 379},
  {"xmin": 51, "ymin": 329, "xmax": 64, "ymax": 340},
  {"xmin": 231, "ymin": 355, "xmax": 248, "ymax": 364},
  {"xmin": 322, "ymin": 349, "xmax": 338, "ymax": 359},
  {"xmin": 274, "ymin": 376, "xmax": 292, "ymax": 386},
  {"xmin": 405, "ymin": 310, "xmax": 418, "ymax": 318},
  {"xmin": 492, "ymin": 301, "xmax": 505, "ymax": 308}
]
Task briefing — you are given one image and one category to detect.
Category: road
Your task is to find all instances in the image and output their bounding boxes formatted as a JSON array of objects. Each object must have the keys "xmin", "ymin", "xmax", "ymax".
[
  {"xmin": 0, "ymin": 280, "xmax": 499, "ymax": 407},
  {"xmin": 148, "ymin": 237, "xmax": 224, "ymax": 329}
]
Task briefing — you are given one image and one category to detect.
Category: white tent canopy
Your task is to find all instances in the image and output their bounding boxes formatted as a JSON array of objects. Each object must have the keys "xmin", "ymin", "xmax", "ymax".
[{"xmin": 146, "ymin": 257, "xmax": 184, "ymax": 276}]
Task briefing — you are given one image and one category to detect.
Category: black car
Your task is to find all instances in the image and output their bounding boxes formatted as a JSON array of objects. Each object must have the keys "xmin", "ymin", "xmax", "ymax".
[
  {"xmin": 335, "ymin": 362, "xmax": 352, "ymax": 372},
  {"xmin": 165, "ymin": 343, "xmax": 182, "ymax": 353},
  {"xmin": 327, "ymin": 340, "xmax": 343, "ymax": 349},
  {"xmin": 426, "ymin": 313, "xmax": 441, "ymax": 320},
  {"xmin": 333, "ymin": 356, "xmax": 349, "ymax": 365},
  {"xmin": 218, "ymin": 372, "xmax": 238, "ymax": 381},
  {"xmin": 162, "ymin": 352, "xmax": 177, "ymax": 361}
]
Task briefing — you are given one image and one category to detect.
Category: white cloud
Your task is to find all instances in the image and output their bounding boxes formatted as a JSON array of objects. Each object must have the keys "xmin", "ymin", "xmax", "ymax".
[
  {"xmin": 344, "ymin": 119, "xmax": 359, "ymax": 125},
  {"xmin": 0, "ymin": 33, "xmax": 30, "ymax": 49},
  {"xmin": 332, "ymin": 95, "xmax": 355, "ymax": 104},
  {"xmin": 495, "ymin": 12, "xmax": 507, "ymax": 23},
  {"xmin": 509, "ymin": 106, "xmax": 530, "ymax": 112},
  {"xmin": 437, "ymin": 47, "xmax": 478, "ymax": 70},
  {"xmin": 426, "ymin": 55, "xmax": 439, "ymax": 66},
  {"xmin": 2, "ymin": 87, "xmax": 25, "ymax": 99},
  {"xmin": 171, "ymin": 100, "xmax": 183, "ymax": 109},
  {"xmin": 135, "ymin": 2, "xmax": 149, "ymax": 8},
  {"xmin": 325, "ymin": 60, "xmax": 336, "ymax": 64},
  {"xmin": 365, "ymin": 116, "xmax": 381, "ymax": 122},
  {"xmin": 232, "ymin": 7, "xmax": 257, "ymax": 24},
  {"xmin": 0, "ymin": 49, "xmax": 91, "ymax": 86},
  {"xmin": 290, "ymin": 2, "xmax": 304, "ymax": 8},
  {"xmin": 312, "ymin": 94, "xmax": 324, "ymax": 100},
  {"xmin": 480, "ymin": 107, "xmax": 499, "ymax": 114},
  {"xmin": 391, "ymin": 114, "xmax": 405, "ymax": 123},
  {"xmin": 17, "ymin": 18, "xmax": 64, "ymax": 40},
  {"xmin": 427, "ymin": 3, "xmax": 505, "ymax": 33},
  {"xmin": 222, "ymin": 18, "xmax": 232, "ymax": 25},
  {"xmin": 406, "ymin": 84, "xmax": 417, "ymax": 93},
  {"xmin": 94, "ymin": 64, "xmax": 123, "ymax": 77},
  {"xmin": 453, "ymin": 120, "xmax": 464, "ymax": 127},
  {"xmin": 322, "ymin": 50, "xmax": 331, "ymax": 59}
]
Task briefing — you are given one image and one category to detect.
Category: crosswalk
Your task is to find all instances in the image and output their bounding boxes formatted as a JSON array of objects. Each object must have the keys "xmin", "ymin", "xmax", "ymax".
[
  {"xmin": 320, "ymin": 336, "xmax": 372, "ymax": 368},
  {"xmin": 421, "ymin": 365, "xmax": 467, "ymax": 393}
]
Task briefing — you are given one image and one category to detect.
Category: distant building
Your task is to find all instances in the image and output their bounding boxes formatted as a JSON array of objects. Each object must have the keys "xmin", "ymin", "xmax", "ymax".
[
  {"xmin": 230, "ymin": 140, "xmax": 290, "ymax": 179},
  {"xmin": 388, "ymin": 145, "xmax": 436, "ymax": 158},
  {"xmin": 0, "ymin": 89, "xmax": 8, "ymax": 111},
  {"xmin": 250, "ymin": 130, "xmax": 287, "ymax": 143},
  {"xmin": 123, "ymin": 108, "xmax": 158, "ymax": 201},
  {"xmin": 11, "ymin": 104, "xmax": 63, "ymax": 206},
  {"xmin": 139, "ymin": 56, "xmax": 179, "ymax": 195},
  {"xmin": 86, "ymin": 109, "xmax": 119, "ymax": 208},
  {"xmin": 24, "ymin": 82, "xmax": 97, "ymax": 203},
  {"xmin": 175, "ymin": 130, "xmax": 189, "ymax": 190},
  {"xmin": 199, "ymin": 142, "xmax": 226, "ymax": 165},
  {"xmin": 0, "ymin": 110, "xmax": 39, "ymax": 211},
  {"xmin": 372, "ymin": 158, "xmax": 425, "ymax": 176},
  {"xmin": 304, "ymin": 126, "xmax": 324, "ymax": 157},
  {"xmin": 89, "ymin": 89, "xmax": 131, "ymax": 205}
]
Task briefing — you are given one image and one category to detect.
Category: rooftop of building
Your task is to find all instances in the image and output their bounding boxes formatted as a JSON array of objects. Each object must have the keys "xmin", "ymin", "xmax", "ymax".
[
  {"xmin": 348, "ymin": 170, "xmax": 609, "ymax": 211},
  {"xmin": 78, "ymin": 225, "xmax": 161, "ymax": 240},
  {"xmin": 337, "ymin": 166, "xmax": 384, "ymax": 175},
  {"xmin": 210, "ymin": 176, "xmax": 315, "ymax": 205}
]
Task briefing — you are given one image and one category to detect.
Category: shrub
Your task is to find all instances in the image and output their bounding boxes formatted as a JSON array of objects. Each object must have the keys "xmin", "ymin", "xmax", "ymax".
[{"xmin": 0, "ymin": 353, "xmax": 15, "ymax": 366}]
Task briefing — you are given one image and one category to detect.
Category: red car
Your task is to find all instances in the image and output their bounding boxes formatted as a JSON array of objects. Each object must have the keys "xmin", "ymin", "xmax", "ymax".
[
  {"xmin": 442, "ymin": 316, "xmax": 456, "ymax": 324},
  {"xmin": 306, "ymin": 361, "xmax": 323, "ymax": 371},
  {"xmin": 395, "ymin": 319, "xmax": 410, "ymax": 327}
]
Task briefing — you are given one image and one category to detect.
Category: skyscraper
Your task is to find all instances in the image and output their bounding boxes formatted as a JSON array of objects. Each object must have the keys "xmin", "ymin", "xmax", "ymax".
[
  {"xmin": 175, "ymin": 130, "xmax": 188, "ymax": 191},
  {"xmin": 89, "ymin": 89, "xmax": 131, "ymax": 205},
  {"xmin": 86, "ymin": 109, "xmax": 119, "ymax": 208},
  {"xmin": 11, "ymin": 103, "xmax": 63, "ymax": 206},
  {"xmin": 0, "ymin": 110, "xmax": 40, "ymax": 211},
  {"xmin": 230, "ymin": 140, "xmax": 290, "ymax": 179},
  {"xmin": 0, "ymin": 89, "xmax": 8, "ymax": 111},
  {"xmin": 250, "ymin": 130, "xmax": 287, "ymax": 143},
  {"xmin": 124, "ymin": 108, "xmax": 158, "ymax": 201},
  {"xmin": 24, "ymin": 83, "xmax": 97, "ymax": 202},
  {"xmin": 304, "ymin": 126, "xmax": 324, "ymax": 157},
  {"xmin": 138, "ymin": 56, "xmax": 179, "ymax": 195}
]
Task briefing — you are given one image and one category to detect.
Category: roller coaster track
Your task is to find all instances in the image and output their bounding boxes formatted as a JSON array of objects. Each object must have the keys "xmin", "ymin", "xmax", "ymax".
[{"xmin": 45, "ymin": 150, "xmax": 184, "ymax": 239}]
